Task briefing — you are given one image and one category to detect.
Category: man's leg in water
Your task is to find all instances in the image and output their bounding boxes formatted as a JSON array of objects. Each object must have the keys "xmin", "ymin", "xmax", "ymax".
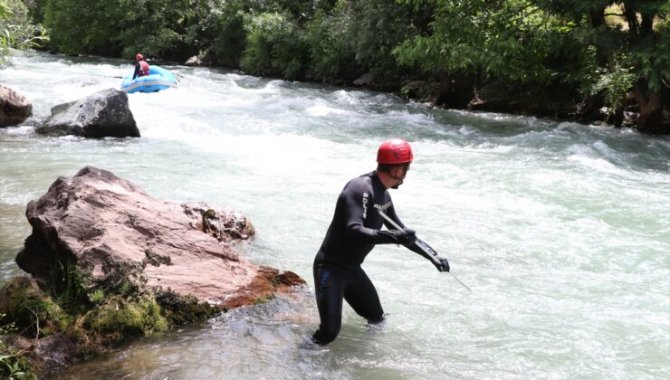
[
  {"xmin": 344, "ymin": 268, "xmax": 385, "ymax": 324},
  {"xmin": 312, "ymin": 264, "xmax": 345, "ymax": 345}
]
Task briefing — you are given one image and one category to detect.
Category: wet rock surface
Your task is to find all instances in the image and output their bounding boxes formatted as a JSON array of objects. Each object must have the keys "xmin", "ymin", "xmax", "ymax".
[{"xmin": 16, "ymin": 166, "xmax": 304, "ymax": 308}]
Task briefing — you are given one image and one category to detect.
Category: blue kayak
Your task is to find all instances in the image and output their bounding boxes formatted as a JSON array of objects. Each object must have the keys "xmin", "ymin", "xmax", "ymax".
[{"xmin": 121, "ymin": 65, "xmax": 177, "ymax": 93}]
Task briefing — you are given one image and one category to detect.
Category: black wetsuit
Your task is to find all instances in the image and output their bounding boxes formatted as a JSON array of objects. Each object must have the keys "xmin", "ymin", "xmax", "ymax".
[
  {"xmin": 312, "ymin": 171, "xmax": 406, "ymax": 345},
  {"xmin": 132, "ymin": 62, "xmax": 144, "ymax": 79}
]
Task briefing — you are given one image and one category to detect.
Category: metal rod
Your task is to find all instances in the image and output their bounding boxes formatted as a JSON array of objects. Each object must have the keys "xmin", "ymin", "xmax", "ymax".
[{"xmin": 375, "ymin": 205, "xmax": 472, "ymax": 293}]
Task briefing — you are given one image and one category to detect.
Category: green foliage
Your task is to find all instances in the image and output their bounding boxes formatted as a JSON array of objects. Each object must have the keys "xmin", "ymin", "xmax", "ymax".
[
  {"xmin": 0, "ymin": 357, "xmax": 33, "ymax": 379},
  {"xmin": 241, "ymin": 11, "xmax": 308, "ymax": 79},
  {"xmin": 23, "ymin": 0, "xmax": 48, "ymax": 24},
  {"xmin": 115, "ymin": 0, "xmax": 210, "ymax": 61},
  {"xmin": 83, "ymin": 295, "xmax": 168, "ymax": 337},
  {"xmin": 154, "ymin": 290, "xmax": 220, "ymax": 327},
  {"xmin": 631, "ymin": 23, "xmax": 670, "ymax": 93},
  {"xmin": 0, "ymin": 327, "xmax": 34, "ymax": 380},
  {"xmin": 1, "ymin": 278, "xmax": 68, "ymax": 339},
  {"xmin": 44, "ymin": 0, "xmax": 210, "ymax": 60},
  {"xmin": 0, "ymin": 0, "xmax": 48, "ymax": 62},
  {"xmin": 210, "ymin": 1, "xmax": 248, "ymax": 67},
  {"xmin": 394, "ymin": 0, "xmax": 668, "ymax": 129},
  {"xmin": 89, "ymin": 289, "xmax": 105, "ymax": 305},
  {"xmin": 304, "ymin": 9, "xmax": 359, "ymax": 81},
  {"xmin": 51, "ymin": 258, "xmax": 88, "ymax": 313},
  {"xmin": 207, "ymin": 0, "xmax": 315, "ymax": 67},
  {"xmin": 0, "ymin": 314, "xmax": 16, "ymax": 337},
  {"xmin": 591, "ymin": 53, "xmax": 636, "ymax": 109},
  {"xmin": 0, "ymin": 313, "xmax": 33, "ymax": 380},
  {"xmin": 348, "ymin": 0, "xmax": 423, "ymax": 81},
  {"xmin": 0, "ymin": 1, "xmax": 8, "ymax": 18},
  {"xmin": 44, "ymin": 0, "xmax": 118, "ymax": 55},
  {"xmin": 395, "ymin": 0, "xmax": 579, "ymax": 85}
]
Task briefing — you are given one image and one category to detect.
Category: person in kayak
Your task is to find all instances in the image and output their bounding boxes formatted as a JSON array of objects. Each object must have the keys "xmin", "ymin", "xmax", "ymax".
[
  {"xmin": 132, "ymin": 53, "xmax": 150, "ymax": 79},
  {"xmin": 311, "ymin": 138, "xmax": 450, "ymax": 345}
]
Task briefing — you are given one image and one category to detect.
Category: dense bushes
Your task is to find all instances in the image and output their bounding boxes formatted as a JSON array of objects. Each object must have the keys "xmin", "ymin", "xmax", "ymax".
[
  {"xmin": 42, "ymin": 0, "xmax": 207, "ymax": 60},
  {"xmin": 0, "ymin": 0, "xmax": 47, "ymax": 61},
  {"xmin": 304, "ymin": 9, "xmax": 359, "ymax": 82},
  {"xmin": 241, "ymin": 11, "xmax": 307, "ymax": 79},
  {"xmin": 209, "ymin": 3, "xmax": 247, "ymax": 67}
]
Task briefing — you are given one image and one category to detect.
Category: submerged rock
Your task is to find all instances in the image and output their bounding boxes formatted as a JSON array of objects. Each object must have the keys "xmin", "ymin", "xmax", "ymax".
[{"xmin": 35, "ymin": 88, "xmax": 139, "ymax": 138}]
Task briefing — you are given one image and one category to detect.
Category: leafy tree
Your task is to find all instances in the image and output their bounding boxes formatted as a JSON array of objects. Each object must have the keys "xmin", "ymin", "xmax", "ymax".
[
  {"xmin": 0, "ymin": 0, "xmax": 48, "ymax": 62},
  {"xmin": 534, "ymin": 1, "xmax": 669, "ymax": 131},
  {"xmin": 208, "ymin": 0, "xmax": 250, "ymax": 67},
  {"xmin": 304, "ymin": 0, "xmax": 432, "ymax": 86},
  {"xmin": 394, "ymin": 0, "xmax": 668, "ymax": 132},
  {"xmin": 304, "ymin": 7, "xmax": 360, "ymax": 82},
  {"xmin": 44, "ymin": 0, "xmax": 209, "ymax": 60},
  {"xmin": 1, "ymin": 312, "xmax": 34, "ymax": 380},
  {"xmin": 395, "ymin": 1, "xmax": 586, "ymax": 90},
  {"xmin": 115, "ymin": 0, "xmax": 209, "ymax": 61},
  {"xmin": 23, "ymin": 0, "xmax": 49, "ymax": 24},
  {"xmin": 44, "ymin": 0, "xmax": 123, "ymax": 55},
  {"xmin": 240, "ymin": 11, "xmax": 308, "ymax": 79},
  {"xmin": 349, "ymin": 0, "xmax": 430, "ymax": 85}
]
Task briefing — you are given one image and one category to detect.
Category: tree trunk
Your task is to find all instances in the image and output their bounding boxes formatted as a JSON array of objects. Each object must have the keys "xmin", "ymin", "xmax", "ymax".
[
  {"xmin": 634, "ymin": 85, "xmax": 666, "ymax": 134},
  {"xmin": 589, "ymin": 6, "xmax": 609, "ymax": 67},
  {"xmin": 623, "ymin": 2, "xmax": 667, "ymax": 134}
]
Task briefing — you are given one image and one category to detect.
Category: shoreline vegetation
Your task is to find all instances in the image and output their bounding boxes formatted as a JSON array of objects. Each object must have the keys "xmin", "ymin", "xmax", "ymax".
[{"xmin": 0, "ymin": 0, "xmax": 668, "ymax": 134}]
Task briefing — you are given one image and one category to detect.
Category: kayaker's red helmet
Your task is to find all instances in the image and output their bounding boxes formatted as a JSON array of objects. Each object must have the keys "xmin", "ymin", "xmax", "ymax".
[
  {"xmin": 135, "ymin": 53, "xmax": 144, "ymax": 61},
  {"xmin": 377, "ymin": 139, "xmax": 413, "ymax": 165}
]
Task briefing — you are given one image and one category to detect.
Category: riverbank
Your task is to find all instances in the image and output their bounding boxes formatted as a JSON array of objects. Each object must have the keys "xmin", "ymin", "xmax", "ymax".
[{"xmin": 175, "ymin": 52, "xmax": 670, "ymax": 135}]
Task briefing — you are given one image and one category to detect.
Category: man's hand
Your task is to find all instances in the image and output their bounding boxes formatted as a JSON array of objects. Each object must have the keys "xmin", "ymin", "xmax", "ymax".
[
  {"xmin": 434, "ymin": 257, "xmax": 450, "ymax": 272},
  {"xmin": 390, "ymin": 228, "xmax": 416, "ymax": 246}
]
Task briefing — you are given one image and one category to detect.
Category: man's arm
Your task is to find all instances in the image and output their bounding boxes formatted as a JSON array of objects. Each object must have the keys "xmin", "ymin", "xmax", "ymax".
[
  {"xmin": 405, "ymin": 240, "xmax": 450, "ymax": 272},
  {"xmin": 340, "ymin": 183, "xmax": 409, "ymax": 245},
  {"xmin": 375, "ymin": 205, "xmax": 449, "ymax": 272}
]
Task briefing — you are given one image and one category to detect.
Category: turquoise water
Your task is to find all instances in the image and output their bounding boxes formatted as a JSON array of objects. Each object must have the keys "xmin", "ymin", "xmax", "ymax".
[{"xmin": 1, "ymin": 51, "xmax": 669, "ymax": 379}]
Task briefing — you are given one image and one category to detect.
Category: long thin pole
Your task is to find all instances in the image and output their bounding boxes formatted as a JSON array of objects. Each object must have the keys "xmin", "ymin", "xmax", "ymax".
[{"xmin": 375, "ymin": 206, "xmax": 472, "ymax": 293}]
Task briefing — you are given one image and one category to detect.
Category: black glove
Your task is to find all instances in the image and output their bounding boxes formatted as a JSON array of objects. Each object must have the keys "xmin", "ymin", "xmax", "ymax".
[
  {"xmin": 390, "ymin": 228, "xmax": 416, "ymax": 246},
  {"xmin": 434, "ymin": 256, "xmax": 450, "ymax": 272}
]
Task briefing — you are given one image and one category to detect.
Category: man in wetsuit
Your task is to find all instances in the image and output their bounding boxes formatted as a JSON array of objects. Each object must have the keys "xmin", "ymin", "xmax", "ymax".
[{"xmin": 311, "ymin": 138, "xmax": 450, "ymax": 345}]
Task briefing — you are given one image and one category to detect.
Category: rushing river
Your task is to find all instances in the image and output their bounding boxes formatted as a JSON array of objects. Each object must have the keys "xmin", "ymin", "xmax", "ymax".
[{"xmin": 1, "ymin": 51, "xmax": 669, "ymax": 379}]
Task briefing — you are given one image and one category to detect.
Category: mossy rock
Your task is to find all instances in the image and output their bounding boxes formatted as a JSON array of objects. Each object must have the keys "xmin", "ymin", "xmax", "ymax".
[
  {"xmin": 154, "ymin": 290, "xmax": 221, "ymax": 326},
  {"xmin": 0, "ymin": 276, "xmax": 68, "ymax": 338},
  {"xmin": 82, "ymin": 294, "xmax": 168, "ymax": 340}
]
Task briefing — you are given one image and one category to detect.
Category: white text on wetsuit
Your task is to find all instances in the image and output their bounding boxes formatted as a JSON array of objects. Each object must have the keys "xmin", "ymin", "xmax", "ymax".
[{"xmin": 362, "ymin": 192, "xmax": 369, "ymax": 219}]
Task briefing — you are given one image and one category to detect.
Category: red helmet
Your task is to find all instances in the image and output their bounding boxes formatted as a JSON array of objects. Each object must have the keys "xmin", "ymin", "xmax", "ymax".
[
  {"xmin": 135, "ymin": 53, "xmax": 144, "ymax": 61},
  {"xmin": 377, "ymin": 139, "xmax": 413, "ymax": 164}
]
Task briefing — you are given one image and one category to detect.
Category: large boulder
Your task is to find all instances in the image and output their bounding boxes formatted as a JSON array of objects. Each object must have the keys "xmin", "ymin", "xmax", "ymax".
[
  {"xmin": 0, "ymin": 84, "xmax": 33, "ymax": 127},
  {"xmin": 16, "ymin": 166, "xmax": 304, "ymax": 310},
  {"xmin": 35, "ymin": 88, "xmax": 140, "ymax": 138}
]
